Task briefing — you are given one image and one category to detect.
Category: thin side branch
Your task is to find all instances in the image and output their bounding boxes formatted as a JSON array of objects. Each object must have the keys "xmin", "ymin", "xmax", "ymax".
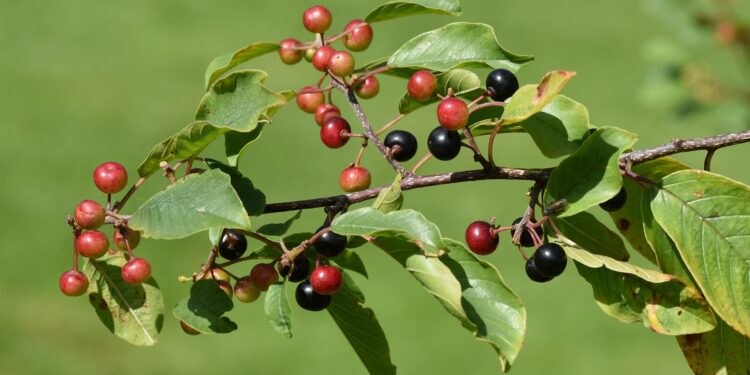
[{"xmin": 620, "ymin": 130, "xmax": 750, "ymax": 164}]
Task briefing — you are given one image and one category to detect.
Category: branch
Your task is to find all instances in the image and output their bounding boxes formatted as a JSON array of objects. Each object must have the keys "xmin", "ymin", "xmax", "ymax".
[{"xmin": 620, "ymin": 130, "xmax": 750, "ymax": 164}]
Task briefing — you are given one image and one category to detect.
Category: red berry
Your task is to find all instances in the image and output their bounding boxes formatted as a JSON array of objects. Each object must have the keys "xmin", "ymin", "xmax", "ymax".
[
  {"xmin": 93, "ymin": 162, "xmax": 128, "ymax": 194},
  {"xmin": 354, "ymin": 76, "xmax": 380, "ymax": 99},
  {"xmin": 310, "ymin": 265, "xmax": 342, "ymax": 295},
  {"xmin": 296, "ymin": 86, "xmax": 325, "ymax": 113},
  {"xmin": 75, "ymin": 230, "xmax": 109, "ymax": 259},
  {"xmin": 121, "ymin": 257, "xmax": 151, "ymax": 285},
  {"xmin": 465, "ymin": 221, "xmax": 499, "ymax": 255},
  {"xmin": 437, "ymin": 97, "xmax": 469, "ymax": 130},
  {"xmin": 315, "ymin": 104, "xmax": 341, "ymax": 126},
  {"xmin": 303, "ymin": 5, "xmax": 332, "ymax": 34},
  {"xmin": 343, "ymin": 20, "xmax": 373, "ymax": 51},
  {"xmin": 328, "ymin": 51, "xmax": 355, "ymax": 77},
  {"xmin": 278, "ymin": 38, "xmax": 303, "ymax": 65},
  {"xmin": 114, "ymin": 228, "xmax": 141, "ymax": 251},
  {"xmin": 250, "ymin": 263, "xmax": 279, "ymax": 291},
  {"xmin": 312, "ymin": 45, "xmax": 335, "ymax": 72},
  {"xmin": 180, "ymin": 320, "xmax": 201, "ymax": 335},
  {"xmin": 215, "ymin": 280, "xmax": 234, "ymax": 299},
  {"xmin": 74, "ymin": 199, "xmax": 105, "ymax": 229},
  {"xmin": 407, "ymin": 70, "xmax": 437, "ymax": 102},
  {"xmin": 339, "ymin": 166, "xmax": 371, "ymax": 192},
  {"xmin": 59, "ymin": 270, "xmax": 89, "ymax": 297},
  {"xmin": 234, "ymin": 276, "xmax": 261, "ymax": 303},
  {"xmin": 320, "ymin": 117, "xmax": 351, "ymax": 148}
]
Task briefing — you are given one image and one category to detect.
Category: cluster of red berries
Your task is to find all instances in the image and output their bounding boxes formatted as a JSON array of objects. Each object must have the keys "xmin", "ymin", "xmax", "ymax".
[{"xmin": 61, "ymin": 162, "xmax": 148, "ymax": 297}]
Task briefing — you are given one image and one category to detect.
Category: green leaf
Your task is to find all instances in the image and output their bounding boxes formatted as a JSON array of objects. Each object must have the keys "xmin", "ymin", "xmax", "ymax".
[
  {"xmin": 196, "ymin": 70, "xmax": 289, "ymax": 132},
  {"xmin": 499, "ymin": 70, "xmax": 576, "ymax": 126},
  {"xmin": 357, "ymin": 57, "xmax": 420, "ymax": 79},
  {"xmin": 610, "ymin": 158, "xmax": 690, "ymax": 264},
  {"xmin": 516, "ymin": 95, "xmax": 589, "ymax": 158},
  {"xmin": 552, "ymin": 212, "xmax": 629, "ymax": 261},
  {"xmin": 327, "ymin": 277, "xmax": 396, "ymax": 375},
  {"xmin": 677, "ymin": 319, "xmax": 750, "ymax": 374},
  {"xmin": 129, "ymin": 169, "xmax": 251, "ymax": 239},
  {"xmin": 556, "ymin": 240, "xmax": 715, "ymax": 335},
  {"xmin": 575, "ymin": 262, "xmax": 715, "ymax": 335},
  {"xmin": 205, "ymin": 159, "xmax": 266, "ymax": 216},
  {"xmin": 83, "ymin": 252, "xmax": 164, "ymax": 346},
  {"xmin": 331, "ymin": 208, "xmax": 446, "ymax": 255},
  {"xmin": 137, "ymin": 136, "xmax": 176, "ymax": 178},
  {"xmin": 204, "ymin": 42, "xmax": 279, "ymax": 89},
  {"xmin": 365, "ymin": 0, "xmax": 461, "ymax": 23},
  {"xmin": 544, "ymin": 126, "xmax": 639, "ymax": 218},
  {"xmin": 440, "ymin": 239, "xmax": 526, "ymax": 371},
  {"xmin": 388, "ymin": 22, "xmax": 533, "ymax": 72},
  {"xmin": 332, "ymin": 249, "xmax": 369, "ymax": 278},
  {"xmin": 256, "ymin": 211, "xmax": 302, "ymax": 241},
  {"xmin": 173, "ymin": 280, "xmax": 237, "ymax": 334},
  {"xmin": 650, "ymin": 170, "xmax": 750, "ymax": 337},
  {"xmin": 264, "ymin": 282, "xmax": 292, "ymax": 338},
  {"xmin": 372, "ymin": 175, "xmax": 403, "ymax": 213},
  {"xmin": 398, "ymin": 69, "xmax": 485, "ymax": 114}
]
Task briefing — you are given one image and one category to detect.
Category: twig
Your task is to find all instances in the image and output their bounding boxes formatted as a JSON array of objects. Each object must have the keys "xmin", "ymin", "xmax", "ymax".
[
  {"xmin": 375, "ymin": 114, "xmax": 406, "ymax": 136},
  {"xmin": 620, "ymin": 130, "xmax": 750, "ymax": 164}
]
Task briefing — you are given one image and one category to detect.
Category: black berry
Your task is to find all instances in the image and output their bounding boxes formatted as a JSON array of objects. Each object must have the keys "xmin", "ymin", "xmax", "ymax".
[
  {"xmin": 384, "ymin": 130, "xmax": 418, "ymax": 162},
  {"xmin": 525, "ymin": 257, "xmax": 553, "ymax": 283},
  {"xmin": 314, "ymin": 225, "xmax": 347, "ymax": 258},
  {"xmin": 295, "ymin": 280, "xmax": 332, "ymax": 311},
  {"xmin": 511, "ymin": 218, "xmax": 544, "ymax": 248},
  {"xmin": 533, "ymin": 243, "xmax": 567, "ymax": 278},
  {"xmin": 279, "ymin": 255, "xmax": 311, "ymax": 283},
  {"xmin": 427, "ymin": 126, "xmax": 461, "ymax": 161},
  {"xmin": 485, "ymin": 69, "xmax": 519, "ymax": 101},
  {"xmin": 219, "ymin": 229, "xmax": 247, "ymax": 260},
  {"xmin": 599, "ymin": 188, "xmax": 627, "ymax": 212}
]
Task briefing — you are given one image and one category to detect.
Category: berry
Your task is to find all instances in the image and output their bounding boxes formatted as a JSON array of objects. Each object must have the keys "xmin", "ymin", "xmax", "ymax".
[
  {"xmin": 295, "ymin": 281, "xmax": 332, "ymax": 311},
  {"xmin": 407, "ymin": 70, "xmax": 437, "ymax": 102},
  {"xmin": 215, "ymin": 280, "xmax": 233, "ymax": 299},
  {"xmin": 384, "ymin": 130, "xmax": 418, "ymax": 162},
  {"xmin": 121, "ymin": 257, "xmax": 151, "ymax": 285},
  {"xmin": 437, "ymin": 97, "xmax": 469, "ymax": 130},
  {"xmin": 279, "ymin": 255, "xmax": 311, "ymax": 283},
  {"xmin": 320, "ymin": 117, "xmax": 351, "ymax": 148},
  {"xmin": 59, "ymin": 270, "xmax": 89, "ymax": 297},
  {"xmin": 485, "ymin": 69, "xmax": 519, "ymax": 102},
  {"xmin": 427, "ymin": 126, "xmax": 461, "ymax": 161},
  {"xmin": 533, "ymin": 243, "xmax": 567, "ymax": 278},
  {"xmin": 234, "ymin": 276, "xmax": 261, "ymax": 303},
  {"xmin": 465, "ymin": 221, "xmax": 499, "ymax": 255},
  {"xmin": 202, "ymin": 267, "xmax": 231, "ymax": 282},
  {"xmin": 314, "ymin": 225, "xmax": 347, "ymax": 258},
  {"xmin": 354, "ymin": 76, "xmax": 380, "ymax": 99},
  {"xmin": 315, "ymin": 104, "xmax": 341, "ymax": 126},
  {"xmin": 302, "ymin": 5, "xmax": 332, "ymax": 34},
  {"xmin": 219, "ymin": 229, "xmax": 247, "ymax": 260},
  {"xmin": 304, "ymin": 48, "xmax": 317, "ymax": 62},
  {"xmin": 525, "ymin": 257, "xmax": 553, "ymax": 283},
  {"xmin": 278, "ymin": 38, "xmax": 303, "ymax": 65},
  {"xmin": 296, "ymin": 86, "xmax": 325, "ymax": 113},
  {"xmin": 250, "ymin": 263, "xmax": 279, "ymax": 291},
  {"xmin": 180, "ymin": 320, "xmax": 201, "ymax": 335},
  {"xmin": 74, "ymin": 200, "xmax": 105, "ymax": 229},
  {"xmin": 599, "ymin": 188, "xmax": 627, "ymax": 212},
  {"xmin": 312, "ymin": 45, "xmax": 335, "ymax": 71},
  {"xmin": 93, "ymin": 162, "xmax": 128, "ymax": 194},
  {"xmin": 343, "ymin": 20, "xmax": 373, "ymax": 51},
  {"xmin": 75, "ymin": 230, "xmax": 109, "ymax": 259},
  {"xmin": 310, "ymin": 265, "xmax": 343, "ymax": 295},
  {"xmin": 339, "ymin": 166, "xmax": 371, "ymax": 192},
  {"xmin": 511, "ymin": 218, "xmax": 544, "ymax": 248},
  {"xmin": 114, "ymin": 227, "xmax": 141, "ymax": 251},
  {"xmin": 328, "ymin": 51, "xmax": 355, "ymax": 77}
]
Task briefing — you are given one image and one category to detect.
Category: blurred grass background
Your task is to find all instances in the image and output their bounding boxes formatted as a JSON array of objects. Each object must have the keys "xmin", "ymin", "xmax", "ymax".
[{"xmin": 1, "ymin": 0, "xmax": 748, "ymax": 374}]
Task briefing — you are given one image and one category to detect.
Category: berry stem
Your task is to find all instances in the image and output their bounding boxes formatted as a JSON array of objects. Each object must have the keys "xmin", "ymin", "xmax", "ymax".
[
  {"xmin": 461, "ymin": 128, "xmax": 492, "ymax": 171},
  {"xmin": 487, "ymin": 124, "xmax": 504, "ymax": 168},
  {"xmin": 375, "ymin": 113, "xmax": 406, "ymax": 136},
  {"xmin": 511, "ymin": 180, "xmax": 545, "ymax": 245},
  {"xmin": 112, "ymin": 176, "xmax": 146, "ymax": 213},
  {"xmin": 410, "ymin": 153, "xmax": 433, "ymax": 174},
  {"xmin": 352, "ymin": 66, "xmax": 391, "ymax": 88},
  {"xmin": 238, "ymin": 230, "xmax": 283, "ymax": 251},
  {"xmin": 466, "ymin": 93, "xmax": 489, "ymax": 108},
  {"xmin": 704, "ymin": 148, "xmax": 716, "ymax": 171},
  {"xmin": 468, "ymin": 101, "xmax": 506, "ymax": 114},
  {"xmin": 325, "ymin": 23, "xmax": 368, "ymax": 44},
  {"xmin": 354, "ymin": 141, "xmax": 367, "ymax": 167}
]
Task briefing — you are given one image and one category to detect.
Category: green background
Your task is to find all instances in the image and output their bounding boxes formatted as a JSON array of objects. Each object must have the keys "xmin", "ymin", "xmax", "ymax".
[{"xmin": 1, "ymin": 0, "xmax": 747, "ymax": 374}]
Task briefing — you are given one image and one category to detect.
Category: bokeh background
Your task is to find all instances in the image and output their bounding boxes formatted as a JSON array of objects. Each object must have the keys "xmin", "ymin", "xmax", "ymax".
[{"xmin": 2, "ymin": 0, "xmax": 749, "ymax": 374}]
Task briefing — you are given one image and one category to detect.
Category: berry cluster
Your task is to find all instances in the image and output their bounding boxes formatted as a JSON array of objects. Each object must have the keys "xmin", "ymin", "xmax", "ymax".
[{"xmin": 62, "ymin": 162, "xmax": 150, "ymax": 297}]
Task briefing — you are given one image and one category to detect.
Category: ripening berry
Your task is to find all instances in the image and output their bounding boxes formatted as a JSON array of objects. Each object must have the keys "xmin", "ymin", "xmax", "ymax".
[
  {"xmin": 328, "ymin": 50, "xmax": 355, "ymax": 77},
  {"xmin": 75, "ymin": 230, "xmax": 109, "ymax": 259},
  {"xmin": 278, "ymin": 38, "xmax": 303, "ymax": 65},
  {"xmin": 343, "ymin": 20, "xmax": 373, "ymax": 51},
  {"xmin": 180, "ymin": 320, "xmax": 201, "ymax": 335},
  {"xmin": 315, "ymin": 104, "xmax": 341, "ymax": 126},
  {"xmin": 320, "ymin": 117, "xmax": 351, "ymax": 148},
  {"xmin": 339, "ymin": 166, "xmax": 371, "ymax": 192},
  {"xmin": 465, "ymin": 221, "xmax": 498, "ymax": 255},
  {"xmin": 407, "ymin": 70, "xmax": 437, "ymax": 102},
  {"xmin": 303, "ymin": 5, "xmax": 332, "ymax": 34},
  {"xmin": 437, "ymin": 97, "xmax": 469, "ymax": 130},
  {"xmin": 59, "ymin": 270, "xmax": 89, "ymax": 297},
  {"xmin": 354, "ymin": 76, "xmax": 380, "ymax": 99},
  {"xmin": 234, "ymin": 276, "xmax": 261, "ymax": 303},
  {"xmin": 121, "ymin": 257, "xmax": 151, "ymax": 285},
  {"xmin": 250, "ymin": 263, "xmax": 279, "ymax": 291},
  {"xmin": 74, "ymin": 199, "xmax": 105, "ymax": 229},
  {"xmin": 114, "ymin": 227, "xmax": 141, "ymax": 251},
  {"xmin": 312, "ymin": 45, "xmax": 335, "ymax": 72},
  {"xmin": 310, "ymin": 265, "xmax": 343, "ymax": 295},
  {"xmin": 296, "ymin": 86, "xmax": 325, "ymax": 113},
  {"xmin": 93, "ymin": 162, "xmax": 128, "ymax": 194},
  {"xmin": 202, "ymin": 267, "xmax": 231, "ymax": 282}
]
